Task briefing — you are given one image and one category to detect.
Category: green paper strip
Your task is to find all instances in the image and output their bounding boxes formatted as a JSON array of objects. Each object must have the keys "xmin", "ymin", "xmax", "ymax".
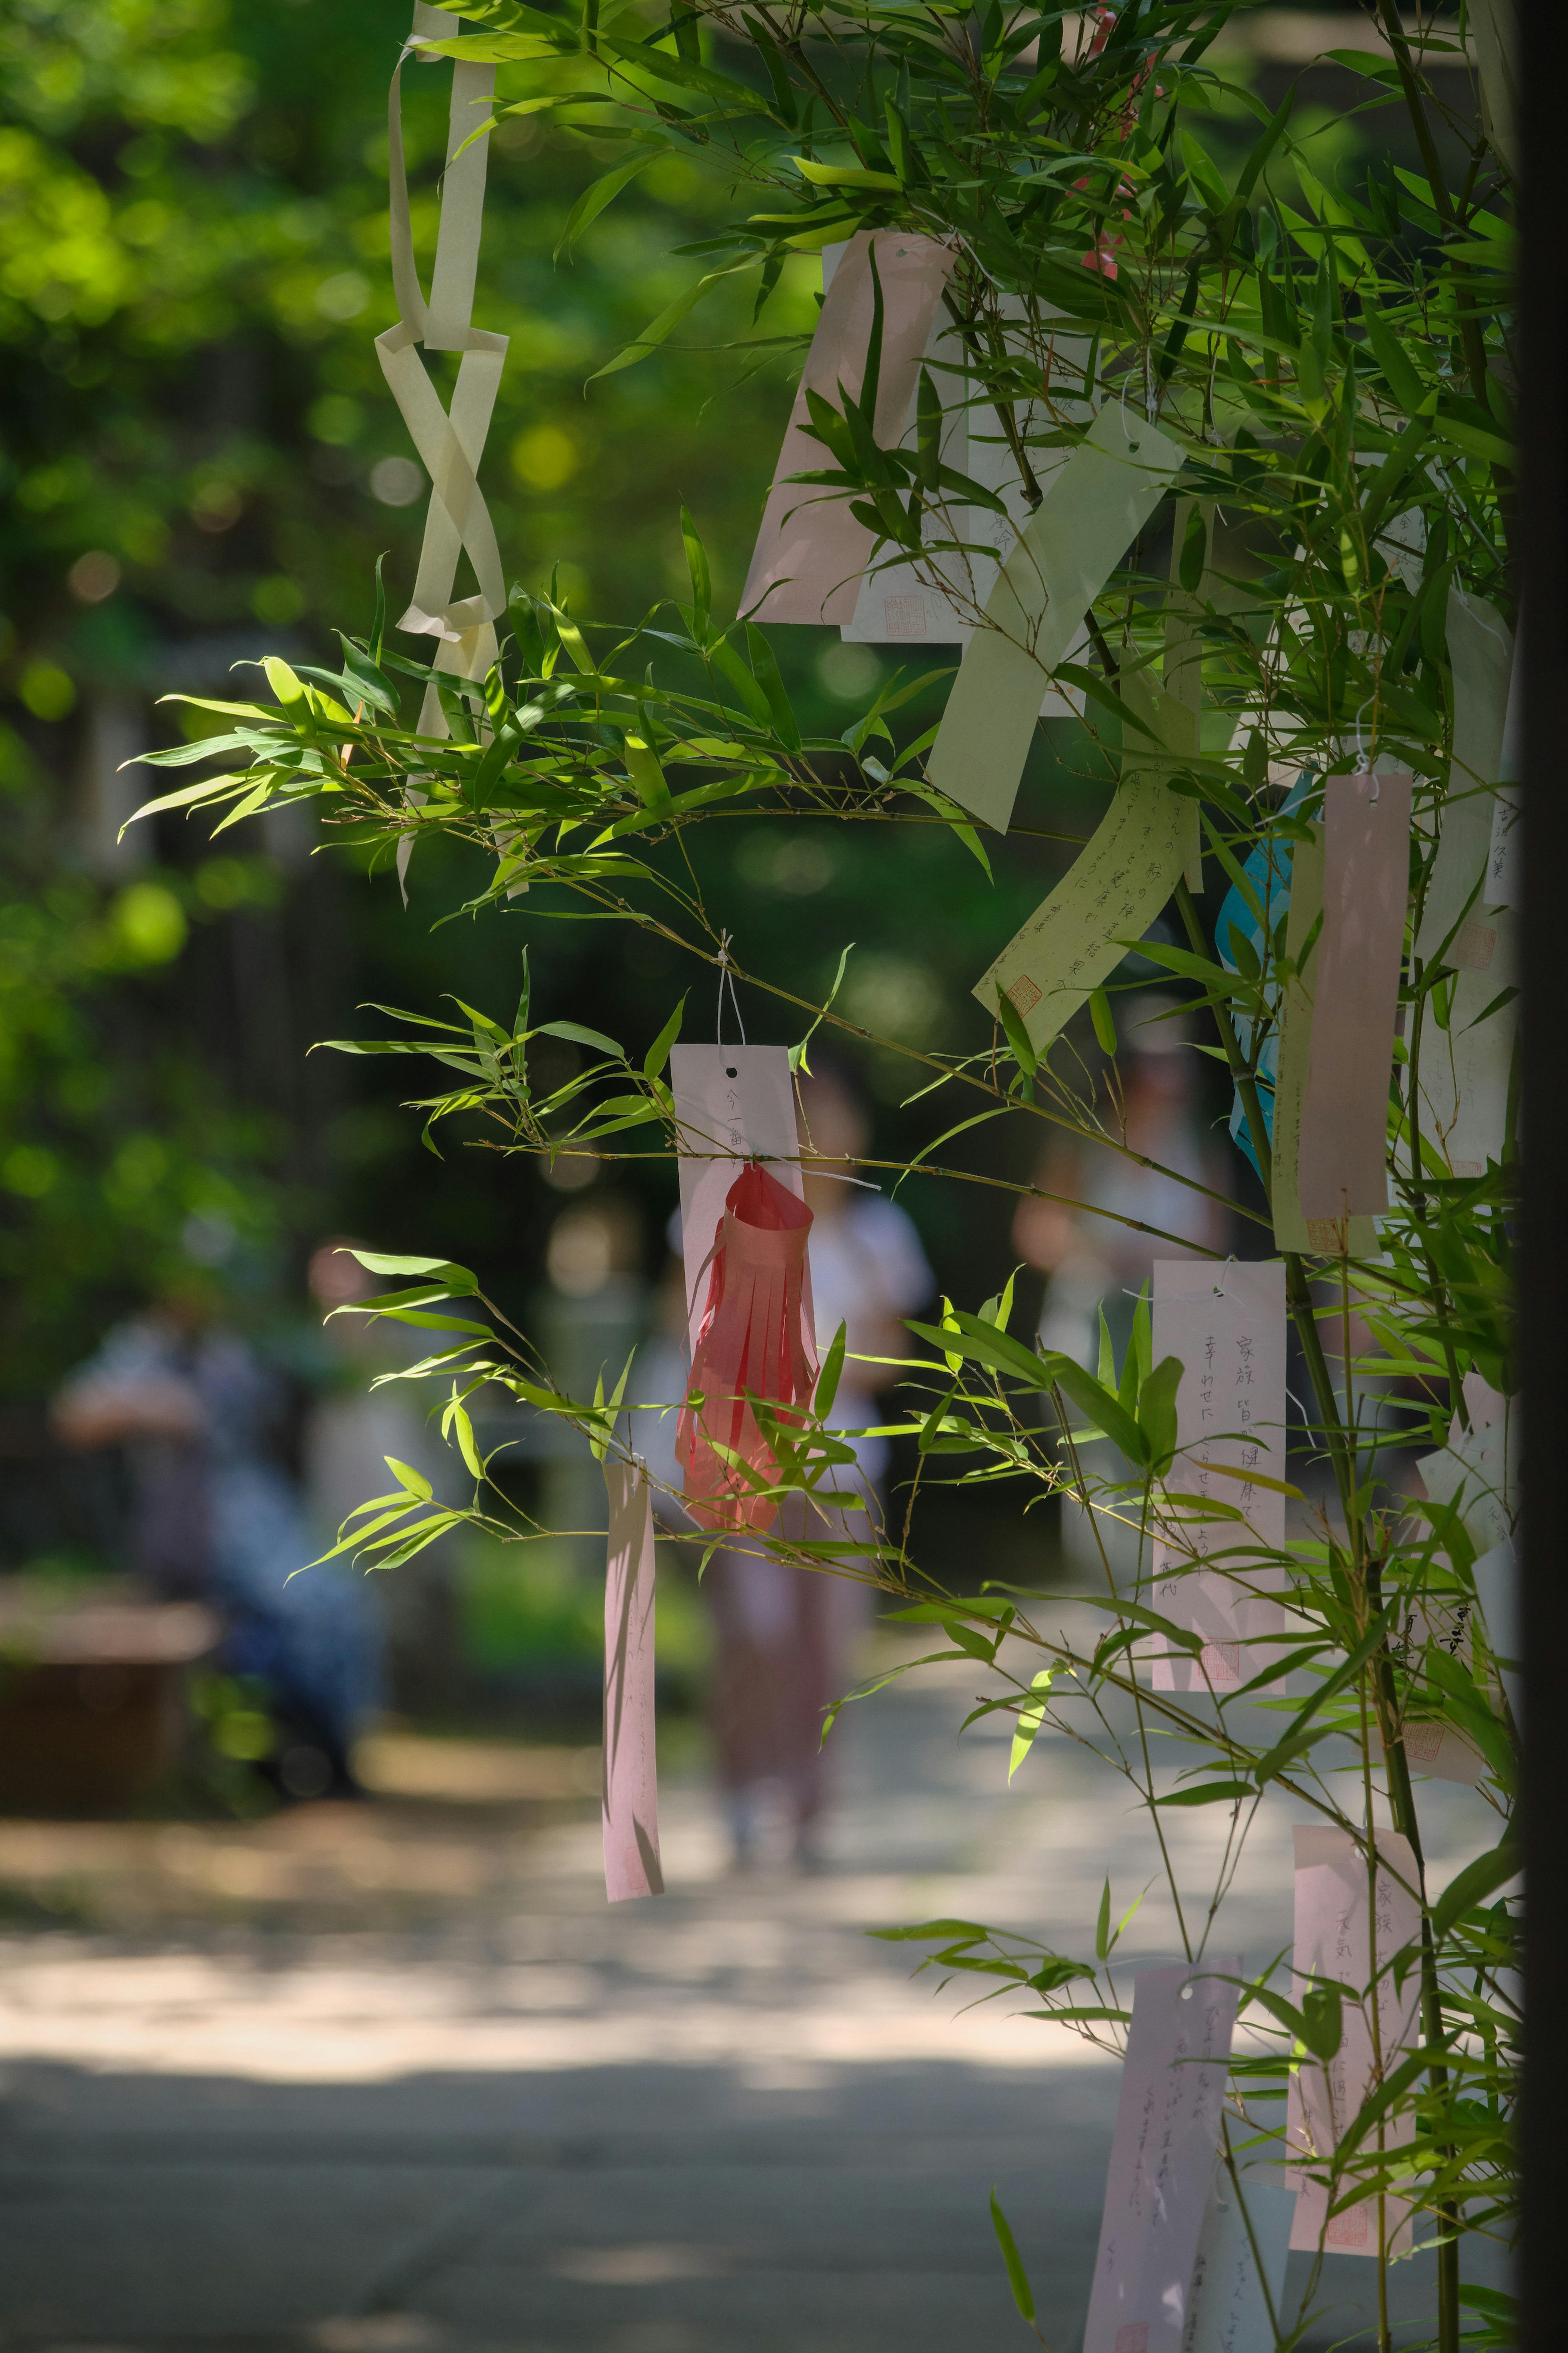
[
  {"xmin": 927, "ymin": 402, "xmax": 1186, "ymax": 835},
  {"xmin": 970, "ymin": 671, "xmax": 1190, "ymax": 1055}
]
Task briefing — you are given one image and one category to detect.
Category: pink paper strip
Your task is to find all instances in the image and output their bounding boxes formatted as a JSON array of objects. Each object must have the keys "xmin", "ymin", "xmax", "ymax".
[
  {"xmin": 1297, "ymin": 769, "xmax": 1412, "ymax": 1222},
  {"xmin": 741, "ymin": 231, "xmax": 957, "ymax": 625},
  {"xmin": 602, "ymin": 1459, "xmax": 663, "ymax": 1903},
  {"xmin": 1287, "ymin": 1825, "xmax": 1420, "ymax": 2255},
  {"xmin": 1150, "ymin": 1259, "xmax": 1290, "ymax": 1694},
  {"xmin": 1083, "ymin": 1958, "xmax": 1241, "ymax": 2353}
]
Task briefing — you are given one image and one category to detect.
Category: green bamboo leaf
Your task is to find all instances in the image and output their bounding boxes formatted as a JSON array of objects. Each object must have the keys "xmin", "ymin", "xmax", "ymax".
[
  {"xmin": 1008, "ymin": 1668, "xmax": 1054, "ymax": 1781},
  {"xmin": 555, "ymin": 143, "xmax": 663, "ymax": 263},
  {"xmin": 1432, "ymin": 1837, "xmax": 1520, "ymax": 1938},
  {"xmin": 990, "ymin": 2190, "xmax": 1036, "ymax": 2323}
]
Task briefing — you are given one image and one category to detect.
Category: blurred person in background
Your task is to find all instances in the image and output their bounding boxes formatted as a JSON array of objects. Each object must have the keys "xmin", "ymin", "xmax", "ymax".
[
  {"xmin": 53, "ymin": 1276, "xmax": 383, "ymax": 1800},
  {"xmin": 1012, "ymin": 999, "xmax": 1231, "ymax": 1581},
  {"xmin": 633, "ymin": 1059, "xmax": 931, "ymax": 1870}
]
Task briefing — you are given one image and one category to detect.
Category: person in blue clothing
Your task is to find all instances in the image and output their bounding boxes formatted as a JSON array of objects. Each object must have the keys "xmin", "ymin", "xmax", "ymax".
[{"xmin": 53, "ymin": 1281, "xmax": 383, "ymax": 1800}]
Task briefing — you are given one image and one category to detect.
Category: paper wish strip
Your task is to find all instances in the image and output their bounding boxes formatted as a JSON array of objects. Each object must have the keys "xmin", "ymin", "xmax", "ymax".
[
  {"xmin": 602, "ymin": 1457, "xmax": 663, "ymax": 1903},
  {"xmin": 843, "ymin": 292, "xmax": 1096, "ymax": 718},
  {"xmin": 926, "ymin": 401, "xmax": 1185, "ymax": 834},
  {"xmin": 1270, "ymin": 823, "xmax": 1376, "ymax": 1258},
  {"xmin": 1486, "ymin": 619, "xmax": 1521, "ymax": 910},
  {"xmin": 835, "ymin": 243, "xmax": 971, "ymax": 649},
  {"xmin": 740, "ymin": 232, "xmax": 957, "ymax": 628},
  {"xmin": 1294, "ymin": 769, "xmax": 1412, "ymax": 1237},
  {"xmin": 1183, "ymin": 2165, "xmax": 1294, "ymax": 2353},
  {"xmin": 1082, "ymin": 1958, "xmax": 1242, "ymax": 2353},
  {"xmin": 970, "ymin": 670, "xmax": 1190, "ymax": 1056},
  {"xmin": 1288, "ymin": 1826, "xmax": 1421, "ymax": 2257},
  {"xmin": 1405, "ymin": 905, "xmax": 1517, "ymax": 1178},
  {"xmin": 1149, "ymin": 1259, "xmax": 1290, "ymax": 1695},
  {"xmin": 1415, "ymin": 593, "xmax": 1512, "ymax": 966}
]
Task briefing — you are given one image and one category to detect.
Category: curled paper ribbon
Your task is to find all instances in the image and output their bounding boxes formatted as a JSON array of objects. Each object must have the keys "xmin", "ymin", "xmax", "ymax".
[
  {"xmin": 379, "ymin": 7, "xmax": 510, "ymax": 890},
  {"xmin": 677, "ymin": 1162, "xmax": 817, "ymax": 1535},
  {"xmin": 602, "ymin": 1457, "xmax": 664, "ymax": 1902}
]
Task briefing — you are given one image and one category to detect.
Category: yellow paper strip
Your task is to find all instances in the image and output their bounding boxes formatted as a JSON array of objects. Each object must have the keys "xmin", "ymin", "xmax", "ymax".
[
  {"xmin": 927, "ymin": 402, "xmax": 1185, "ymax": 834},
  {"xmin": 969, "ymin": 671, "xmax": 1189, "ymax": 1054}
]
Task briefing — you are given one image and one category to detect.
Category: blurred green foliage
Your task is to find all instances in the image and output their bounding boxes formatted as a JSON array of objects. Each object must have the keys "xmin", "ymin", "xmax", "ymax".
[{"xmin": 0, "ymin": 0, "xmax": 1127, "ymax": 1386}]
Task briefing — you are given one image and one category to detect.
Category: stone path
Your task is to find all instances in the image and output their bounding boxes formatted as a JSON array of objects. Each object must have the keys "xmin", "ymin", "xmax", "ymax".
[{"xmin": 0, "ymin": 1613, "xmax": 1500, "ymax": 2351}]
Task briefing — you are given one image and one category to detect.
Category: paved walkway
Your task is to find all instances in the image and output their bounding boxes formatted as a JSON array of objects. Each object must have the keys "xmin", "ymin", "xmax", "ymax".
[{"xmin": 0, "ymin": 1614, "xmax": 1498, "ymax": 2351}]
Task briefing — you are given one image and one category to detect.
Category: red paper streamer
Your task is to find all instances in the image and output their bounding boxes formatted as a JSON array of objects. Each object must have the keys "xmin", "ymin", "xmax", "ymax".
[{"xmin": 677, "ymin": 1162, "xmax": 817, "ymax": 1534}]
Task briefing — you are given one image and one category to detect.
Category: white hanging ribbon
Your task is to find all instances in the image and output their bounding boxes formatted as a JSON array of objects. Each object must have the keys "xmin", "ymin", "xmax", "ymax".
[{"xmin": 380, "ymin": 8, "xmax": 511, "ymax": 889}]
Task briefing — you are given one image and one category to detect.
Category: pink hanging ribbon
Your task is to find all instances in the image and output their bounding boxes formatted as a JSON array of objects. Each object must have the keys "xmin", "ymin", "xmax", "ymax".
[
  {"xmin": 740, "ymin": 230, "xmax": 957, "ymax": 626},
  {"xmin": 1298, "ymin": 767, "xmax": 1413, "ymax": 1225},
  {"xmin": 602, "ymin": 1457, "xmax": 663, "ymax": 1902},
  {"xmin": 677, "ymin": 1162, "xmax": 817, "ymax": 1535}
]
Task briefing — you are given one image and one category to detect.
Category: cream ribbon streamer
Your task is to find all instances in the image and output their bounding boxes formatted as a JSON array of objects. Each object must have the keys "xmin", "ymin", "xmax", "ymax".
[{"xmin": 379, "ymin": 6, "xmax": 510, "ymax": 887}]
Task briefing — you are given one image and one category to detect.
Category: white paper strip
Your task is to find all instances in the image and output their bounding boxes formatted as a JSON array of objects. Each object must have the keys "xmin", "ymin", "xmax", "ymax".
[
  {"xmin": 842, "ymin": 288, "xmax": 1094, "ymax": 720},
  {"xmin": 1416, "ymin": 1382, "xmax": 1518, "ymax": 1559},
  {"xmin": 1083, "ymin": 1958, "xmax": 1242, "ymax": 2353},
  {"xmin": 1416, "ymin": 592, "xmax": 1512, "ymax": 965},
  {"xmin": 1288, "ymin": 1826, "xmax": 1421, "ymax": 2256},
  {"xmin": 1472, "ymin": 1536, "xmax": 1521, "ymax": 1720},
  {"xmin": 926, "ymin": 401, "xmax": 1184, "ymax": 834},
  {"xmin": 668, "ymin": 1043, "xmax": 806, "ymax": 1361},
  {"xmin": 1395, "ymin": 1588, "xmax": 1484, "ymax": 1786},
  {"xmin": 1486, "ymin": 635, "xmax": 1521, "ymax": 909},
  {"xmin": 1149, "ymin": 1259, "xmax": 1290, "ymax": 1694},
  {"xmin": 1183, "ymin": 2165, "xmax": 1293, "ymax": 2353},
  {"xmin": 1405, "ymin": 904, "xmax": 1516, "ymax": 1178},
  {"xmin": 602, "ymin": 1458, "xmax": 663, "ymax": 1902}
]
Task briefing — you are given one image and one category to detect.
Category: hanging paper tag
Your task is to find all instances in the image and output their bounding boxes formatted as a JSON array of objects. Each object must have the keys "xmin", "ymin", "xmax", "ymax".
[
  {"xmin": 1416, "ymin": 594, "xmax": 1512, "ymax": 964},
  {"xmin": 741, "ymin": 232, "xmax": 957, "ymax": 627},
  {"xmin": 927, "ymin": 402, "xmax": 1185, "ymax": 834},
  {"xmin": 1417, "ymin": 1383, "xmax": 1517, "ymax": 1559},
  {"xmin": 601, "ymin": 1457, "xmax": 663, "ymax": 1902},
  {"xmin": 668, "ymin": 1042, "xmax": 805, "ymax": 1358},
  {"xmin": 970, "ymin": 670, "xmax": 1188, "ymax": 1054},
  {"xmin": 1404, "ymin": 904, "xmax": 1516, "ymax": 1178},
  {"xmin": 1082, "ymin": 1958, "xmax": 1242, "ymax": 2353},
  {"xmin": 1472, "ymin": 1537, "xmax": 1521, "ymax": 1720},
  {"xmin": 1295, "ymin": 769, "xmax": 1412, "ymax": 1229},
  {"xmin": 841, "ymin": 292, "xmax": 1094, "ymax": 680},
  {"xmin": 1486, "ymin": 631, "xmax": 1521, "ymax": 909},
  {"xmin": 1149, "ymin": 1259, "xmax": 1290, "ymax": 1695},
  {"xmin": 1183, "ymin": 2165, "xmax": 1293, "ymax": 2353},
  {"xmin": 1287, "ymin": 1826, "xmax": 1420, "ymax": 2256},
  {"xmin": 1270, "ymin": 825, "xmax": 1377, "ymax": 1257}
]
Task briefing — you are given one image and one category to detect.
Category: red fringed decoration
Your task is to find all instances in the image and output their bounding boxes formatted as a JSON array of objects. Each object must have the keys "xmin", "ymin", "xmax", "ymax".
[{"xmin": 677, "ymin": 1162, "xmax": 817, "ymax": 1534}]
